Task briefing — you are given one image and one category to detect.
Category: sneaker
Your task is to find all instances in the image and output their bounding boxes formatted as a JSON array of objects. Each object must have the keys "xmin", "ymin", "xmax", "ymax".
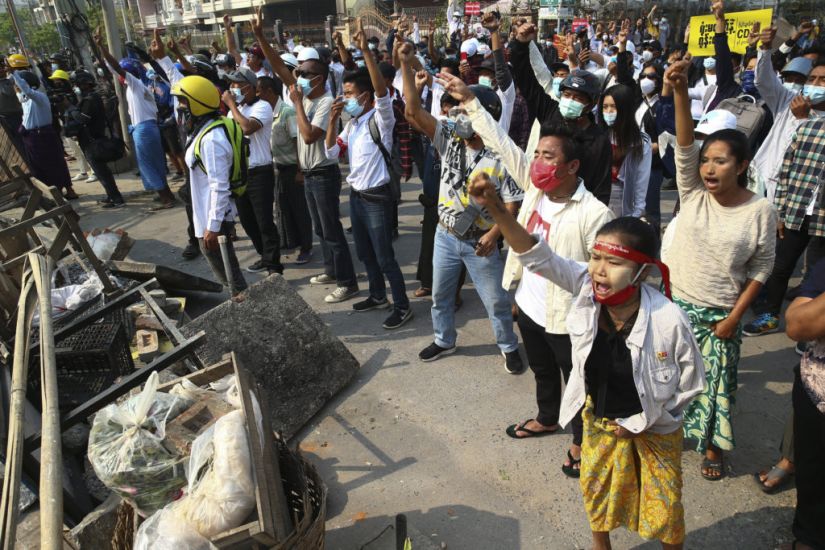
[
  {"xmin": 325, "ymin": 286, "xmax": 359, "ymax": 303},
  {"xmin": 182, "ymin": 242, "xmax": 200, "ymax": 259},
  {"xmin": 246, "ymin": 260, "xmax": 268, "ymax": 273},
  {"xmin": 795, "ymin": 341, "xmax": 809, "ymax": 356},
  {"xmin": 85, "ymin": 174, "xmax": 98, "ymax": 183},
  {"xmin": 352, "ymin": 296, "xmax": 390, "ymax": 312},
  {"xmin": 383, "ymin": 308, "xmax": 413, "ymax": 329},
  {"xmin": 743, "ymin": 313, "xmax": 780, "ymax": 336},
  {"xmin": 419, "ymin": 342, "xmax": 456, "ymax": 362},
  {"xmin": 72, "ymin": 172, "xmax": 88, "ymax": 181},
  {"xmin": 295, "ymin": 250, "xmax": 312, "ymax": 264},
  {"xmin": 310, "ymin": 273, "xmax": 336, "ymax": 285},
  {"xmin": 101, "ymin": 201, "xmax": 125, "ymax": 209},
  {"xmin": 502, "ymin": 350, "xmax": 525, "ymax": 374}
]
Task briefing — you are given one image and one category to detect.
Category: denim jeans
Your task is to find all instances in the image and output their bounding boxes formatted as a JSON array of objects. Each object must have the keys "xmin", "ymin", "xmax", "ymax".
[
  {"xmin": 276, "ymin": 163, "xmax": 313, "ymax": 252},
  {"xmin": 303, "ymin": 165, "xmax": 357, "ymax": 288},
  {"xmin": 432, "ymin": 226, "xmax": 518, "ymax": 352},
  {"xmin": 198, "ymin": 221, "xmax": 248, "ymax": 295},
  {"xmin": 235, "ymin": 165, "xmax": 283, "ymax": 273},
  {"xmin": 350, "ymin": 188, "xmax": 409, "ymax": 312}
]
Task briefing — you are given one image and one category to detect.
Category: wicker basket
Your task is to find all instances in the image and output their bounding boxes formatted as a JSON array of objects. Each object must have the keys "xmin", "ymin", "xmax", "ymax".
[{"xmin": 273, "ymin": 434, "xmax": 327, "ymax": 550}]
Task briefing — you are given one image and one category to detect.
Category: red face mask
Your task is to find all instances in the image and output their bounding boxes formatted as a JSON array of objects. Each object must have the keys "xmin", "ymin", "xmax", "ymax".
[{"xmin": 529, "ymin": 160, "xmax": 565, "ymax": 192}]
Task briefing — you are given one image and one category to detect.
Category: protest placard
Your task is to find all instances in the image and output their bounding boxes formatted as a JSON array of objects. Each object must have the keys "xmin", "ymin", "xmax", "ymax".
[{"xmin": 688, "ymin": 8, "xmax": 772, "ymax": 56}]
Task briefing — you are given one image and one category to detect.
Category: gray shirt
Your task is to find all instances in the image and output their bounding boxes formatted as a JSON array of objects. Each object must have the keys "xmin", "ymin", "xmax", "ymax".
[{"xmin": 297, "ymin": 93, "xmax": 336, "ymax": 171}]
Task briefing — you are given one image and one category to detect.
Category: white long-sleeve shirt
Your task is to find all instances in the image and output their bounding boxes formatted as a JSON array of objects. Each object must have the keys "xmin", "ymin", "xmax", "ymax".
[
  {"xmin": 325, "ymin": 92, "xmax": 394, "ymax": 191},
  {"xmin": 107, "ymin": 61, "xmax": 157, "ymax": 125},
  {"xmin": 513, "ymin": 239, "xmax": 707, "ymax": 434},
  {"xmin": 185, "ymin": 121, "xmax": 236, "ymax": 237}
]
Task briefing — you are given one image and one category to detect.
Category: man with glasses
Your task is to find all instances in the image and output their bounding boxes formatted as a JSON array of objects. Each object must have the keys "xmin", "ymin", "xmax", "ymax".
[{"xmin": 251, "ymin": 8, "xmax": 359, "ymax": 303}]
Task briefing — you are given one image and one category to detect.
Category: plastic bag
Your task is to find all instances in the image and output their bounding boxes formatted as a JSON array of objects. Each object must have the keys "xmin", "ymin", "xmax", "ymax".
[
  {"xmin": 33, "ymin": 275, "xmax": 104, "ymax": 326},
  {"xmin": 209, "ymin": 374, "xmax": 242, "ymax": 408},
  {"xmin": 133, "ymin": 508, "xmax": 217, "ymax": 550},
  {"xmin": 86, "ymin": 231, "xmax": 122, "ymax": 261},
  {"xmin": 171, "ymin": 410, "xmax": 256, "ymax": 537},
  {"xmin": 88, "ymin": 372, "xmax": 192, "ymax": 516}
]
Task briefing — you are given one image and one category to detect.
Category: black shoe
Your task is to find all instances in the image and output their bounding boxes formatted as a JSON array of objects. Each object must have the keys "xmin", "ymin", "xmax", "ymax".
[
  {"xmin": 101, "ymin": 201, "xmax": 125, "ymax": 209},
  {"xmin": 346, "ymin": 226, "xmax": 353, "ymax": 233},
  {"xmin": 352, "ymin": 296, "xmax": 390, "ymax": 312},
  {"xmin": 383, "ymin": 308, "xmax": 413, "ymax": 329},
  {"xmin": 419, "ymin": 342, "xmax": 456, "ymax": 362},
  {"xmin": 246, "ymin": 260, "xmax": 268, "ymax": 273},
  {"xmin": 182, "ymin": 242, "xmax": 200, "ymax": 259},
  {"xmin": 502, "ymin": 350, "xmax": 525, "ymax": 374}
]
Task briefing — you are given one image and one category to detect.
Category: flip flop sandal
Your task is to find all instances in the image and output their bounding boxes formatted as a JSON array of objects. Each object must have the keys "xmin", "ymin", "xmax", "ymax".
[
  {"xmin": 753, "ymin": 465, "xmax": 794, "ymax": 494},
  {"xmin": 505, "ymin": 419, "xmax": 557, "ymax": 439},
  {"xmin": 701, "ymin": 457, "xmax": 724, "ymax": 481},
  {"xmin": 561, "ymin": 449, "xmax": 581, "ymax": 479}
]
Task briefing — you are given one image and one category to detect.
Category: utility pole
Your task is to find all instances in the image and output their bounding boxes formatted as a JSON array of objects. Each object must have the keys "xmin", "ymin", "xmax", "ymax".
[
  {"xmin": 100, "ymin": 0, "xmax": 135, "ymax": 167},
  {"xmin": 54, "ymin": 0, "xmax": 96, "ymax": 73},
  {"xmin": 120, "ymin": 0, "xmax": 133, "ymax": 42},
  {"xmin": 4, "ymin": 0, "xmax": 31, "ymax": 55}
]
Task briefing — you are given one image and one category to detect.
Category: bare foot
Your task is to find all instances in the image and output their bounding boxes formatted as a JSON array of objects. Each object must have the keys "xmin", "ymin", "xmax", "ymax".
[{"xmin": 510, "ymin": 419, "xmax": 558, "ymax": 438}]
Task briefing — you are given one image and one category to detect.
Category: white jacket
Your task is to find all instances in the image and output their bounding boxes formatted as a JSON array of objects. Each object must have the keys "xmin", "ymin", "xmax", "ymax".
[{"xmin": 513, "ymin": 239, "xmax": 706, "ymax": 434}]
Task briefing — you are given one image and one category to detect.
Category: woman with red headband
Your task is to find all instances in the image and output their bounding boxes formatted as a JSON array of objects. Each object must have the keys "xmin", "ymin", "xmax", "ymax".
[
  {"xmin": 667, "ymin": 57, "xmax": 776, "ymax": 481},
  {"xmin": 467, "ymin": 173, "xmax": 705, "ymax": 550}
]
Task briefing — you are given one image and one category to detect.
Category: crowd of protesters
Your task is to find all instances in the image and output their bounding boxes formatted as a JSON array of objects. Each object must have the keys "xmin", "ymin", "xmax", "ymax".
[{"xmin": 1, "ymin": 1, "xmax": 824, "ymax": 548}]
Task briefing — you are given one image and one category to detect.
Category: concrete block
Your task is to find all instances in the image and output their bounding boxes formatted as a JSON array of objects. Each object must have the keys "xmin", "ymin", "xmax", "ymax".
[
  {"xmin": 65, "ymin": 494, "xmax": 121, "ymax": 549},
  {"xmin": 181, "ymin": 274, "xmax": 360, "ymax": 439}
]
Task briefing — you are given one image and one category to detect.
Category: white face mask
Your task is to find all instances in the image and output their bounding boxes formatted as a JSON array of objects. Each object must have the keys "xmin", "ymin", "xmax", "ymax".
[
  {"xmin": 640, "ymin": 77, "xmax": 656, "ymax": 96},
  {"xmin": 16, "ymin": 92, "xmax": 26, "ymax": 102},
  {"xmin": 642, "ymin": 51, "xmax": 653, "ymax": 62}
]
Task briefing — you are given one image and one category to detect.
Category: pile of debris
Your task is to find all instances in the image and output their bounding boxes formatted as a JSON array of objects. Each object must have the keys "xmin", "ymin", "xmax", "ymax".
[{"xmin": 0, "ymin": 160, "xmax": 360, "ymax": 547}]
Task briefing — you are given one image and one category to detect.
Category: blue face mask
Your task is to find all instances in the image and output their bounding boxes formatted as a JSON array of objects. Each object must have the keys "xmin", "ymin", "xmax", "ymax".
[
  {"xmin": 230, "ymin": 87, "xmax": 244, "ymax": 103},
  {"xmin": 602, "ymin": 111, "xmax": 618, "ymax": 126},
  {"xmin": 51, "ymin": 63, "xmax": 60, "ymax": 72},
  {"xmin": 741, "ymin": 70, "xmax": 757, "ymax": 94},
  {"xmin": 703, "ymin": 57, "xmax": 716, "ymax": 70},
  {"xmin": 558, "ymin": 96, "xmax": 586, "ymax": 119},
  {"xmin": 783, "ymin": 81, "xmax": 804, "ymax": 94},
  {"xmin": 344, "ymin": 97, "xmax": 364, "ymax": 117},
  {"xmin": 296, "ymin": 76, "xmax": 313, "ymax": 95},
  {"xmin": 803, "ymin": 84, "xmax": 825, "ymax": 104},
  {"xmin": 552, "ymin": 77, "xmax": 563, "ymax": 97},
  {"xmin": 355, "ymin": 59, "xmax": 366, "ymax": 68}
]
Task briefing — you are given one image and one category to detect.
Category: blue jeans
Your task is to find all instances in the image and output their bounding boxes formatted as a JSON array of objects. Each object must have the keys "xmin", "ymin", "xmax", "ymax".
[
  {"xmin": 350, "ymin": 188, "xmax": 409, "ymax": 312},
  {"xmin": 303, "ymin": 165, "xmax": 357, "ymax": 288},
  {"xmin": 432, "ymin": 226, "xmax": 518, "ymax": 352}
]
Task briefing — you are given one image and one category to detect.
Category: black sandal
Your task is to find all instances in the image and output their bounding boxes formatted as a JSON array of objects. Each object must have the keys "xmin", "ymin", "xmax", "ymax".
[
  {"xmin": 561, "ymin": 450, "xmax": 581, "ymax": 479},
  {"xmin": 753, "ymin": 465, "xmax": 794, "ymax": 494},
  {"xmin": 505, "ymin": 419, "xmax": 558, "ymax": 439},
  {"xmin": 701, "ymin": 457, "xmax": 724, "ymax": 481}
]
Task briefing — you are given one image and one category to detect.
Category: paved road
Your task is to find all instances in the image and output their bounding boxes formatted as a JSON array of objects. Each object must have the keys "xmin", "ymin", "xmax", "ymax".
[{"xmin": 68, "ymin": 163, "xmax": 798, "ymax": 550}]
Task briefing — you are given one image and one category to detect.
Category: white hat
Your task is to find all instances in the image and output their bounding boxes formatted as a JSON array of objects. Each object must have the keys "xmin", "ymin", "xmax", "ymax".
[
  {"xmin": 293, "ymin": 44, "xmax": 305, "ymax": 54},
  {"xmin": 477, "ymin": 43, "xmax": 491, "ymax": 57},
  {"xmin": 280, "ymin": 52, "xmax": 299, "ymax": 68},
  {"xmin": 296, "ymin": 47, "xmax": 319, "ymax": 62},
  {"xmin": 695, "ymin": 109, "xmax": 737, "ymax": 137},
  {"xmin": 460, "ymin": 38, "xmax": 478, "ymax": 57}
]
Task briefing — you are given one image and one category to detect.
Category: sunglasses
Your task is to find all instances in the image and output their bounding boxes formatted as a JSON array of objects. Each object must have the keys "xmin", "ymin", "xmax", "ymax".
[{"xmin": 294, "ymin": 70, "xmax": 320, "ymax": 79}]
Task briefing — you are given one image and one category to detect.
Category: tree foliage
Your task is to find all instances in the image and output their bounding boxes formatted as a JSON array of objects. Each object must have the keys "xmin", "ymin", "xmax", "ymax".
[{"xmin": 0, "ymin": 9, "xmax": 61, "ymax": 54}]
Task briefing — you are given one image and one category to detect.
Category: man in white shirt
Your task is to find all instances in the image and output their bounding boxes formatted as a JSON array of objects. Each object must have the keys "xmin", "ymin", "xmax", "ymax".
[
  {"xmin": 222, "ymin": 67, "xmax": 282, "ymax": 275},
  {"xmin": 171, "ymin": 75, "xmax": 247, "ymax": 296},
  {"xmin": 324, "ymin": 26, "xmax": 412, "ymax": 330}
]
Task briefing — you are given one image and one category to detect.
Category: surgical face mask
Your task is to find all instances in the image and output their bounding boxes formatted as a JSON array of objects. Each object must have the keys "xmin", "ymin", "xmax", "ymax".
[
  {"xmin": 344, "ymin": 97, "xmax": 364, "ymax": 117},
  {"xmin": 609, "ymin": 56, "xmax": 618, "ymax": 65},
  {"xmin": 558, "ymin": 96, "xmax": 586, "ymax": 119},
  {"xmin": 641, "ymin": 50, "xmax": 653, "ymax": 63},
  {"xmin": 452, "ymin": 113, "xmax": 475, "ymax": 139},
  {"xmin": 478, "ymin": 75, "xmax": 493, "ymax": 88},
  {"xmin": 803, "ymin": 84, "xmax": 825, "ymax": 104},
  {"xmin": 368, "ymin": 43, "xmax": 377, "ymax": 51},
  {"xmin": 602, "ymin": 34, "xmax": 608, "ymax": 42},
  {"xmin": 230, "ymin": 87, "xmax": 244, "ymax": 103},
  {"xmin": 51, "ymin": 63, "xmax": 59, "ymax": 72},
  {"xmin": 602, "ymin": 111, "xmax": 617, "ymax": 126},
  {"xmin": 703, "ymin": 57, "xmax": 716, "ymax": 70},
  {"xmin": 217, "ymin": 68, "xmax": 227, "ymax": 79},
  {"xmin": 296, "ymin": 76, "xmax": 314, "ymax": 95},
  {"xmin": 355, "ymin": 59, "xmax": 366, "ymax": 68},
  {"xmin": 640, "ymin": 77, "xmax": 656, "ymax": 95},
  {"xmin": 552, "ymin": 77, "xmax": 563, "ymax": 97},
  {"xmin": 783, "ymin": 81, "xmax": 804, "ymax": 94},
  {"xmin": 740, "ymin": 70, "xmax": 757, "ymax": 94}
]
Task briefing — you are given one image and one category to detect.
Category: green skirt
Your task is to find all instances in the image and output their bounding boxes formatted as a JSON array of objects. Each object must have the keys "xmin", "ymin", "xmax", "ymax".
[{"xmin": 674, "ymin": 297, "xmax": 742, "ymax": 453}]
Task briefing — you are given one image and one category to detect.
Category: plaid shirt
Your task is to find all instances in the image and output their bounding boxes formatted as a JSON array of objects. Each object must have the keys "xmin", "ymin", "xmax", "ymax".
[{"xmin": 776, "ymin": 118, "xmax": 825, "ymax": 237}]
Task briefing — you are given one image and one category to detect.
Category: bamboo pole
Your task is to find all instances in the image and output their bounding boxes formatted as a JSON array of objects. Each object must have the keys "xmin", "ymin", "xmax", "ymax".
[
  {"xmin": 0, "ymin": 272, "xmax": 37, "ymax": 550},
  {"xmin": 29, "ymin": 253, "xmax": 63, "ymax": 550}
]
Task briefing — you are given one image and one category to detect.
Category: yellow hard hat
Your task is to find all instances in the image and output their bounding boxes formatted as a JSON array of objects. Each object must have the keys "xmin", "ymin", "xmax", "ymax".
[
  {"xmin": 48, "ymin": 69, "xmax": 70, "ymax": 81},
  {"xmin": 171, "ymin": 75, "xmax": 220, "ymax": 117},
  {"xmin": 6, "ymin": 54, "xmax": 30, "ymax": 68}
]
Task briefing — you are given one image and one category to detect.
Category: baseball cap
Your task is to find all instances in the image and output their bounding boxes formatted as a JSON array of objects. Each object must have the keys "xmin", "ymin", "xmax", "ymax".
[
  {"xmin": 559, "ymin": 70, "xmax": 600, "ymax": 101},
  {"xmin": 460, "ymin": 38, "xmax": 478, "ymax": 57},
  {"xmin": 781, "ymin": 56, "xmax": 813, "ymax": 78},
  {"xmin": 477, "ymin": 43, "xmax": 491, "ymax": 57},
  {"xmin": 224, "ymin": 66, "xmax": 258, "ymax": 87},
  {"xmin": 297, "ymin": 47, "xmax": 320, "ymax": 62},
  {"xmin": 695, "ymin": 109, "xmax": 737, "ymax": 137},
  {"xmin": 213, "ymin": 53, "xmax": 236, "ymax": 68},
  {"xmin": 280, "ymin": 53, "xmax": 299, "ymax": 68}
]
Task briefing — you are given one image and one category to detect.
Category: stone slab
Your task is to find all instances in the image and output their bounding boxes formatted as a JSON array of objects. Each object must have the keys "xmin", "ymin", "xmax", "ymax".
[{"xmin": 181, "ymin": 274, "xmax": 360, "ymax": 439}]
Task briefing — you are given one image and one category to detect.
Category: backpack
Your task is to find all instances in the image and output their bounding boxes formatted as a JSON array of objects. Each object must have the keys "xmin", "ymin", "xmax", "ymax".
[
  {"xmin": 715, "ymin": 95, "xmax": 767, "ymax": 152},
  {"xmin": 193, "ymin": 117, "xmax": 250, "ymax": 198},
  {"xmin": 368, "ymin": 115, "xmax": 402, "ymax": 201}
]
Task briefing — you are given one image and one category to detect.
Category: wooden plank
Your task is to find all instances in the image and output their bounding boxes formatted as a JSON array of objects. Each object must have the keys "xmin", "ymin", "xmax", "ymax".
[
  {"xmin": 0, "ymin": 245, "xmax": 45, "ymax": 271},
  {"xmin": 138, "ymin": 287, "xmax": 204, "ymax": 372},
  {"xmin": 46, "ymin": 221, "xmax": 72, "ymax": 263},
  {"xmin": 156, "ymin": 356, "xmax": 233, "ymax": 393},
  {"xmin": 0, "ymin": 205, "xmax": 72, "ymax": 240}
]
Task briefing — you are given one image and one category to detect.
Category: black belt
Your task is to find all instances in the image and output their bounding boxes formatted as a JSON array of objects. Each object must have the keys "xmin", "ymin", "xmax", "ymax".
[
  {"xmin": 302, "ymin": 164, "xmax": 338, "ymax": 177},
  {"xmin": 438, "ymin": 220, "xmax": 489, "ymax": 241},
  {"xmin": 275, "ymin": 163, "xmax": 298, "ymax": 171},
  {"xmin": 352, "ymin": 184, "xmax": 391, "ymax": 202},
  {"xmin": 248, "ymin": 164, "xmax": 273, "ymax": 175}
]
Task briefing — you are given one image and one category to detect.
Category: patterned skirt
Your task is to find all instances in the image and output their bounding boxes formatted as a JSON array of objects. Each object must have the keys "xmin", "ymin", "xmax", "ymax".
[
  {"xmin": 579, "ymin": 399, "xmax": 685, "ymax": 545},
  {"xmin": 674, "ymin": 296, "xmax": 742, "ymax": 453}
]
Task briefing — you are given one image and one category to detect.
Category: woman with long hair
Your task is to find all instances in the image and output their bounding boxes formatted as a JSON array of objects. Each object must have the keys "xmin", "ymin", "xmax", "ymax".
[
  {"xmin": 667, "ymin": 56, "xmax": 776, "ymax": 480},
  {"xmin": 599, "ymin": 84, "xmax": 652, "ymax": 218}
]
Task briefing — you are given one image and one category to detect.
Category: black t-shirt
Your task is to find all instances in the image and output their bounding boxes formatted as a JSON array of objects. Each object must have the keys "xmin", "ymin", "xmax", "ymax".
[{"xmin": 78, "ymin": 92, "xmax": 107, "ymax": 146}]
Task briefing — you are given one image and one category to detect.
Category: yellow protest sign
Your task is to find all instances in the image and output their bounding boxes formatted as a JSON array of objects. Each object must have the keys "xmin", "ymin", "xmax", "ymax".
[{"xmin": 688, "ymin": 9, "xmax": 773, "ymax": 56}]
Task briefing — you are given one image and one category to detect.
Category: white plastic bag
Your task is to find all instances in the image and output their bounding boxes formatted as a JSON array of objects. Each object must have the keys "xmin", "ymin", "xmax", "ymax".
[
  {"xmin": 133, "ymin": 508, "xmax": 217, "ymax": 550},
  {"xmin": 171, "ymin": 410, "xmax": 256, "ymax": 537},
  {"xmin": 88, "ymin": 372, "xmax": 192, "ymax": 516},
  {"xmin": 86, "ymin": 231, "xmax": 122, "ymax": 261}
]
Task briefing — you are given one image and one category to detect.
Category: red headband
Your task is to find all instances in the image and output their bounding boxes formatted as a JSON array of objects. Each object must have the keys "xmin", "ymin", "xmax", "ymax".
[{"xmin": 593, "ymin": 240, "xmax": 671, "ymax": 300}]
